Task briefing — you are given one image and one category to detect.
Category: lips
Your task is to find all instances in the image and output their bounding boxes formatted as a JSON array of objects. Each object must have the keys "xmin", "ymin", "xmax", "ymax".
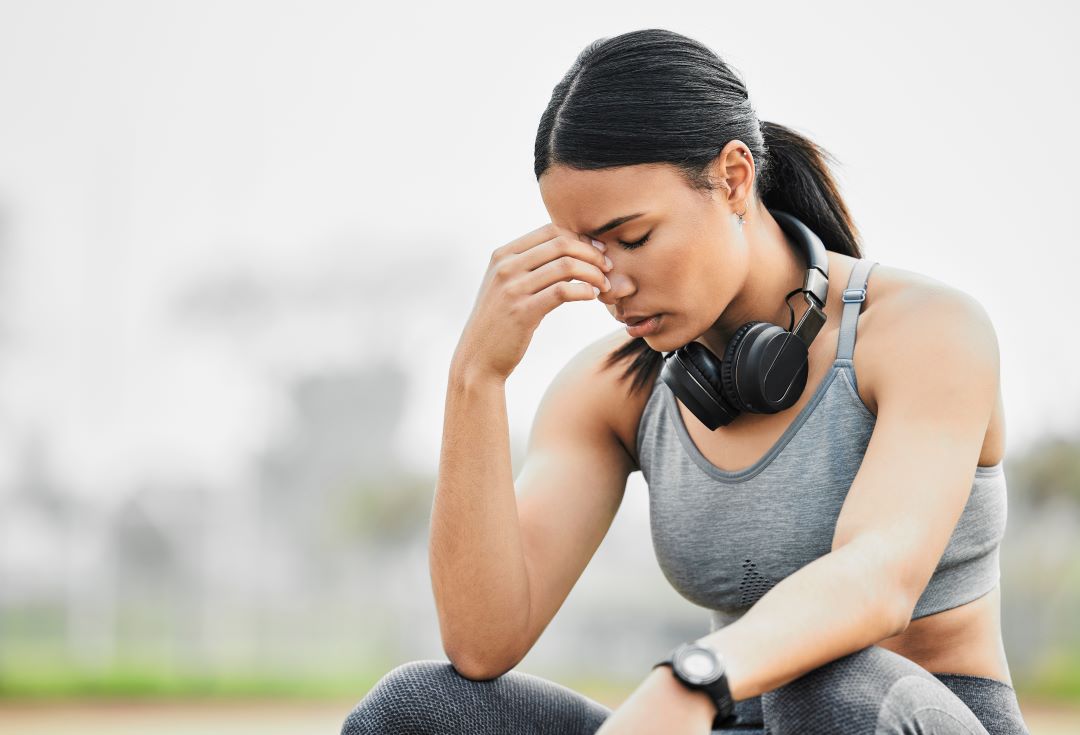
[
  {"xmin": 624, "ymin": 314, "xmax": 662, "ymax": 337},
  {"xmin": 621, "ymin": 314, "xmax": 656, "ymax": 326}
]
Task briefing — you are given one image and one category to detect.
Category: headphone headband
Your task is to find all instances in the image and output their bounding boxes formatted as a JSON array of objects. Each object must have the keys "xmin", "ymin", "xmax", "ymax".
[
  {"xmin": 771, "ymin": 208, "xmax": 830, "ymax": 299},
  {"xmin": 770, "ymin": 208, "xmax": 829, "ymax": 348}
]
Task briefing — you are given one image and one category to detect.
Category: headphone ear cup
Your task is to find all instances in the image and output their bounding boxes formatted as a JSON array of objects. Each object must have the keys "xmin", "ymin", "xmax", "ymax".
[
  {"xmin": 721, "ymin": 321, "xmax": 764, "ymax": 411},
  {"xmin": 680, "ymin": 340, "xmax": 726, "ymax": 399},
  {"xmin": 726, "ymin": 322, "xmax": 810, "ymax": 414},
  {"xmin": 661, "ymin": 342, "xmax": 741, "ymax": 429}
]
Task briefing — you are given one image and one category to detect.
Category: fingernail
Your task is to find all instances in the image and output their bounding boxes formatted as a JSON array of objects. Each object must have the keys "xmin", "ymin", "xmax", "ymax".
[
  {"xmin": 590, "ymin": 238, "xmax": 606, "ymax": 252},
  {"xmin": 603, "ymin": 255, "xmax": 613, "ymax": 270},
  {"xmin": 592, "ymin": 286, "xmax": 600, "ymax": 297},
  {"xmin": 603, "ymin": 275, "xmax": 611, "ymax": 290}
]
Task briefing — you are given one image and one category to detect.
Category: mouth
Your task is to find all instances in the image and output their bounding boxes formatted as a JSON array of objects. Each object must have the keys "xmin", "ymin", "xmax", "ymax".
[
  {"xmin": 622, "ymin": 314, "xmax": 664, "ymax": 337},
  {"xmin": 620, "ymin": 314, "xmax": 658, "ymax": 326}
]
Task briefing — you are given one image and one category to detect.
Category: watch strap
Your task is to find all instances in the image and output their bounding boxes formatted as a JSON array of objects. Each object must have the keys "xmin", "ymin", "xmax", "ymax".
[{"xmin": 653, "ymin": 654, "xmax": 737, "ymax": 729}]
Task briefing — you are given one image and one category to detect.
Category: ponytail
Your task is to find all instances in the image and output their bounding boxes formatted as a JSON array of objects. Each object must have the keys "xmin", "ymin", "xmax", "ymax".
[{"xmin": 757, "ymin": 121, "xmax": 863, "ymax": 259}]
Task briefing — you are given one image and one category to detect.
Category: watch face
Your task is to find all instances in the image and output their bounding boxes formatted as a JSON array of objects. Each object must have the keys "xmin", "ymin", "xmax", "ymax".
[{"xmin": 674, "ymin": 644, "xmax": 724, "ymax": 685}]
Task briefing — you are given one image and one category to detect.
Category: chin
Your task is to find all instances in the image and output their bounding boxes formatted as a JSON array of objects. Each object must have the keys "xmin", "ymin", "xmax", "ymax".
[
  {"xmin": 640, "ymin": 322, "xmax": 678, "ymax": 352},
  {"xmin": 647, "ymin": 338, "xmax": 679, "ymax": 354}
]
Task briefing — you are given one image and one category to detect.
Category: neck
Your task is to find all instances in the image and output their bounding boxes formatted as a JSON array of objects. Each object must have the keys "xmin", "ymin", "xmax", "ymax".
[{"xmin": 696, "ymin": 209, "xmax": 808, "ymax": 356}]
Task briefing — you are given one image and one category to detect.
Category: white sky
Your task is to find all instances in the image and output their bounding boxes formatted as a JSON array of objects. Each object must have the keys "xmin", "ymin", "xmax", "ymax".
[{"xmin": 0, "ymin": 0, "xmax": 1077, "ymax": 499}]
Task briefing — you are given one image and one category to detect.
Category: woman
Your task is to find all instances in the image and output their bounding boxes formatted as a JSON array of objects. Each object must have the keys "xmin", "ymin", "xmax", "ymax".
[{"xmin": 343, "ymin": 29, "xmax": 1030, "ymax": 734}]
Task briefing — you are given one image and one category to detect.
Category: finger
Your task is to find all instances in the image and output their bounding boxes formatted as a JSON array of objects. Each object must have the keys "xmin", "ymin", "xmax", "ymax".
[
  {"xmin": 514, "ymin": 254, "xmax": 611, "ymax": 297},
  {"xmin": 515, "ymin": 233, "xmax": 612, "ymax": 279},
  {"xmin": 526, "ymin": 279, "xmax": 601, "ymax": 319},
  {"xmin": 495, "ymin": 222, "xmax": 593, "ymax": 258}
]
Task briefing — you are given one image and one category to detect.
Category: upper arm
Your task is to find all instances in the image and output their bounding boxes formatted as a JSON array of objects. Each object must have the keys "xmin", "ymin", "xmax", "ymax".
[
  {"xmin": 512, "ymin": 334, "xmax": 639, "ymax": 661},
  {"xmin": 831, "ymin": 287, "xmax": 1000, "ymax": 624}
]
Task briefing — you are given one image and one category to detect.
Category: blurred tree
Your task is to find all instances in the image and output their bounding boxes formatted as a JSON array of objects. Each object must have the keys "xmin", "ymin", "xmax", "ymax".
[
  {"xmin": 1006, "ymin": 434, "xmax": 1080, "ymax": 507},
  {"xmin": 336, "ymin": 472, "xmax": 433, "ymax": 547}
]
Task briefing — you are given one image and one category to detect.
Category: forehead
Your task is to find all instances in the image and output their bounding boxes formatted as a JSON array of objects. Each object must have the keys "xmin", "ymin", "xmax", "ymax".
[{"xmin": 538, "ymin": 163, "xmax": 682, "ymax": 232}]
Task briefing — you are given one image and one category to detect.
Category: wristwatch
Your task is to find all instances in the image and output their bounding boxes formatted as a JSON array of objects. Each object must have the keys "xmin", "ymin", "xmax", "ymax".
[{"xmin": 653, "ymin": 642, "xmax": 736, "ymax": 729}]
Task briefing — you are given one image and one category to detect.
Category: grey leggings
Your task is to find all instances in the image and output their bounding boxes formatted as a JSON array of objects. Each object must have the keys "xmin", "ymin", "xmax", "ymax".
[{"xmin": 341, "ymin": 644, "xmax": 1030, "ymax": 734}]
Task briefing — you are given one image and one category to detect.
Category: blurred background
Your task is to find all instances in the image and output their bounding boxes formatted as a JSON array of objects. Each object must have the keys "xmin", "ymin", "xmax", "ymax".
[{"xmin": 1, "ymin": 1, "xmax": 1078, "ymax": 733}]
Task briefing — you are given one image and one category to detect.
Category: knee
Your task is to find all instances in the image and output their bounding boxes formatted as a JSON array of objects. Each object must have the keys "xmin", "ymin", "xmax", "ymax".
[
  {"xmin": 762, "ymin": 646, "xmax": 928, "ymax": 734},
  {"xmin": 874, "ymin": 675, "xmax": 988, "ymax": 735},
  {"xmin": 770, "ymin": 646, "xmax": 898, "ymax": 699},
  {"xmin": 341, "ymin": 659, "xmax": 465, "ymax": 735}
]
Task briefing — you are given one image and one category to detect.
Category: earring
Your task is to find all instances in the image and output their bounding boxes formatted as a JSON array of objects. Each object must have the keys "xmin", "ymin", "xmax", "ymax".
[{"xmin": 736, "ymin": 205, "xmax": 747, "ymax": 228}]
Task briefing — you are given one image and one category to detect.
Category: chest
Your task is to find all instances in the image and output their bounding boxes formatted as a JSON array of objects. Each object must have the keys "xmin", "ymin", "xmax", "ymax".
[
  {"xmin": 675, "ymin": 333, "xmax": 857, "ymax": 473},
  {"xmin": 637, "ymin": 366, "xmax": 878, "ymax": 612}
]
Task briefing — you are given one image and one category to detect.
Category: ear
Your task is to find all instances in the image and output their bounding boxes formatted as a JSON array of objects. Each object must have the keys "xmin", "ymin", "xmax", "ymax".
[{"xmin": 706, "ymin": 140, "xmax": 754, "ymax": 208}]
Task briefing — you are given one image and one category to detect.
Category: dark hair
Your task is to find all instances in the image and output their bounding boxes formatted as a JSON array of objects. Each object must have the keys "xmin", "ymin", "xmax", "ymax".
[{"xmin": 534, "ymin": 29, "xmax": 864, "ymax": 397}]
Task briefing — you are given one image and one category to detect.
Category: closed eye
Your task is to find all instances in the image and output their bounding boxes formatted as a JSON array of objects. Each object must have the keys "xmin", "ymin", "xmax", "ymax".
[{"xmin": 618, "ymin": 232, "xmax": 651, "ymax": 250}]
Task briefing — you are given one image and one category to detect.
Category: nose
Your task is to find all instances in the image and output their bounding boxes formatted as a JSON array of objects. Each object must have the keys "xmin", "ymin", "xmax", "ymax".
[{"xmin": 597, "ymin": 267, "xmax": 633, "ymax": 307}]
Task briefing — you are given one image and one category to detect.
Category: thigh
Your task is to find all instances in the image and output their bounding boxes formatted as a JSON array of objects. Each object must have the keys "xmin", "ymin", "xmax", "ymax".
[
  {"xmin": 341, "ymin": 659, "xmax": 613, "ymax": 735},
  {"xmin": 761, "ymin": 645, "xmax": 991, "ymax": 735},
  {"xmin": 713, "ymin": 694, "xmax": 766, "ymax": 734},
  {"xmin": 933, "ymin": 673, "xmax": 1031, "ymax": 735}
]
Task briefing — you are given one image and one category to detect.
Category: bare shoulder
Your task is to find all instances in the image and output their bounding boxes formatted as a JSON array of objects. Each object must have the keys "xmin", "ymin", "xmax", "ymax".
[
  {"xmin": 552, "ymin": 328, "xmax": 662, "ymax": 472},
  {"xmin": 856, "ymin": 262, "xmax": 1000, "ymax": 418}
]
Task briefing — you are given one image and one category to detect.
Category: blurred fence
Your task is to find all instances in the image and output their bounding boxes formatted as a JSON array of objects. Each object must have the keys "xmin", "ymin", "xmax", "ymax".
[{"xmin": 1, "ymin": 370, "xmax": 1079, "ymax": 700}]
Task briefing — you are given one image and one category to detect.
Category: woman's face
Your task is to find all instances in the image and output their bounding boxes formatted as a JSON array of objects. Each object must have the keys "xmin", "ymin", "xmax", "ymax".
[{"xmin": 538, "ymin": 154, "xmax": 752, "ymax": 353}]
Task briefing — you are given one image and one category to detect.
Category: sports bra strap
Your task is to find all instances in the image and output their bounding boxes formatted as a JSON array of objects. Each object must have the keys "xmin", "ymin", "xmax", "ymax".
[{"xmin": 835, "ymin": 258, "xmax": 878, "ymax": 361}]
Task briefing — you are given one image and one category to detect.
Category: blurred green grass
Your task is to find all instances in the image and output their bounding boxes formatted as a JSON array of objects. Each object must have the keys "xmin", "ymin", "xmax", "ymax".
[
  {"xmin": 1020, "ymin": 650, "xmax": 1080, "ymax": 701},
  {"xmin": 0, "ymin": 665, "xmax": 385, "ymax": 700},
  {"xmin": 0, "ymin": 675, "xmax": 378, "ymax": 700},
  {"xmin": 3, "ymin": 656, "xmax": 1080, "ymax": 703},
  {"xmin": 0, "ymin": 653, "xmax": 642, "ymax": 702},
  {"xmin": 2, "ymin": 663, "xmax": 1078, "ymax": 735}
]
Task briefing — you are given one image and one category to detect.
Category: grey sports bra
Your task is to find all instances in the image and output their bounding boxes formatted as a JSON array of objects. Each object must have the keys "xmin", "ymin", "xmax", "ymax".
[{"xmin": 634, "ymin": 258, "xmax": 1007, "ymax": 633}]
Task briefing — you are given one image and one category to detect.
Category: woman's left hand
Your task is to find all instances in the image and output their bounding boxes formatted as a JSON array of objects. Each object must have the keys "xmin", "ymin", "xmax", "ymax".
[{"xmin": 594, "ymin": 665, "xmax": 718, "ymax": 735}]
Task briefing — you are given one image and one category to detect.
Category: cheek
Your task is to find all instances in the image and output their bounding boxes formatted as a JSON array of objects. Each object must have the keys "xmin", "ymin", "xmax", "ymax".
[
  {"xmin": 678, "ymin": 259, "xmax": 735, "ymax": 323},
  {"xmin": 655, "ymin": 260, "xmax": 692, "ymax": 306}
]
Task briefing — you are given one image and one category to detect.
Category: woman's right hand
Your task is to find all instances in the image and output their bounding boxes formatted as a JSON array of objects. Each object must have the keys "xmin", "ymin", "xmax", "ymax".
[{"xmin": 452, "ymin": 222, "xmax": 614, "ymax": 382}]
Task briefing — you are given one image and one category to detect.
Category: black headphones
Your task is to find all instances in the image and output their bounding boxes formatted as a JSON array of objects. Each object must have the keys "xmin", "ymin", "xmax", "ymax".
[{"xmin": 659, "ymin": 208, "xmax": 830, "ymax": 430}]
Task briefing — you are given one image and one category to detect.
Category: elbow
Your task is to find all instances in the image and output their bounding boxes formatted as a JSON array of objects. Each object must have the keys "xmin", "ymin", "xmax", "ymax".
[
  {"xmin": 880, "ymin": 581, "xmax": 916, "ymax": 638},
  {"xmin": 446, "ymin": 653, "xmax": 515, "ymax": 682},
  {"xmin": 842, "ymin": 533, "xmax": 916, "ymax": 638},
  {"xmin": 436, "ymin": 610, "xmax": 531, "ymax": 681},
  {"xmin": 886, "ymin": 598, "xmax": 913, "ymax": 638},
  {"xmin": 443, "ymin": 642, "xmax": 522, "ymax": 681}
]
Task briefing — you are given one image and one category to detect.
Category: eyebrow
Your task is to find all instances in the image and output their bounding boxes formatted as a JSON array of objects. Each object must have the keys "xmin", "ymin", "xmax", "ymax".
[{"xmin": 585, "ymin": 212, "xmax": 647, "ymax": 239}]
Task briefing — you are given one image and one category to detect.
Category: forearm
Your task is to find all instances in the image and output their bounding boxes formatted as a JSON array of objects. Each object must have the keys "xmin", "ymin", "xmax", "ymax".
[
  {"xmin": 429, "ymin": 361, "xmax": 531, "ymax": 676},
  {"xmin": 695, "ymin": 535, "xmax": 910, "ymax": 702}
]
